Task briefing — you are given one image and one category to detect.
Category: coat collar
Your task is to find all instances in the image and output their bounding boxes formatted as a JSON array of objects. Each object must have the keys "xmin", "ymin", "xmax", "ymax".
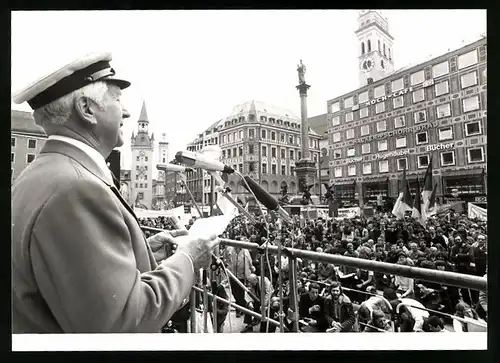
[{"xmin": 40, "ymin": 139, "xmax": 113, "ymax": 187}]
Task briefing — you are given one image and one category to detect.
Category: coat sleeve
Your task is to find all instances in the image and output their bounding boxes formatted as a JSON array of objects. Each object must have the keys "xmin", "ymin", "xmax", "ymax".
[
  {"xmin": 340, "ymin": 302, "xmax": 355, "ymax": 332},
  {"xmin": 31, "ymin": 178, "xmax": 195, "ymax": 333},
  {"xmin": 323, "ymin": 298, "xmax": 334, "ymax": 326}
]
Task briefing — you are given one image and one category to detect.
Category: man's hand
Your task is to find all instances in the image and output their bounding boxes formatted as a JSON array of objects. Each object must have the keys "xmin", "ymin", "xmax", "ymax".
[
  {"xmin": 146, "ymin": 229, "xmax": 188, "ymax": 249},
  {"xmin": 309, "ymin": 305, "xmax": 320, "ymax": 314},
  {"xmin": 176, "ymin": 233, "xmax": 221, "ymax": 271}
]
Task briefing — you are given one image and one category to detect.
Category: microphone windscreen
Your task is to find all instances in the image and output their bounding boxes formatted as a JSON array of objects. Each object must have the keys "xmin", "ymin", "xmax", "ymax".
[{"xmin": 243, "ymin": 176, "xmax": 279, "ymax": 211}]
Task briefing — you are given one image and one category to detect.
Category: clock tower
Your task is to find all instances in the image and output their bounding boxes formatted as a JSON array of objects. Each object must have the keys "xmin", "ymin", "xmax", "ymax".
[
  {"xmin": 356, "ymin": 10, "xmax": 395, "ymax": 87},
  {"xmin": 131, "ymin": 101, "xmax": 155, "ymax": 209}
]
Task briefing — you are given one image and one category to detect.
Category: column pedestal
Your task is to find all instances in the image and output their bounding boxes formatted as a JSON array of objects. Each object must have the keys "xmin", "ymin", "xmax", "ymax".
[{"xmin": 295, "ymin": 159, "xmax": 318, "ymax": 193}]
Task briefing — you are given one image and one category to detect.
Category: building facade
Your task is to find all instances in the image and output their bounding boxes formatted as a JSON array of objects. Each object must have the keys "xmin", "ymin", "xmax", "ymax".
[
  {"xmin": 11, "ymin": 110, "xmax": 48, "ymax": 184},
  {"xmin": 327, "ymin": 36, "xmax": 487, "ymax": 208},
  {"xmin": 218, "ymin": 100, "xmax": 322, "ymax": 202},
  {"xmin": 130, "ymin": 102, "xmax": 155, "ymax": 209},
  {"xmin": 179, "ymin": 100, "xmax": 323, "ymax": 207}
]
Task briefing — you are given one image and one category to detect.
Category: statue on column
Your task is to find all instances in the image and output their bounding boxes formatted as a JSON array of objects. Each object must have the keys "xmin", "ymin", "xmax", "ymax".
[{"xmin": 297, "ymin": 59, "xmax": 306, "ymax": 85}]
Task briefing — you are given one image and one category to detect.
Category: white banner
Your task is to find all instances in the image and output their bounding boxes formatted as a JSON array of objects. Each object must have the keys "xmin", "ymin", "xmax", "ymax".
[
  {"xmin": 135, "ymin": 206, "xmax": 185, "ymax": 219},
  {"xmin": 337, "ymin": 207, "xmax": 361, "ymax": 219},
  {"xmin": 468, "ymin": 203, "xmax": 487, "ymax": 221}
]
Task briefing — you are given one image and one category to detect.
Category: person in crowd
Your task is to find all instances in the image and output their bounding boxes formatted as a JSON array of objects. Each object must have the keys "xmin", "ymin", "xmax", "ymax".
[
  {"xmin": 422, "ymin": 315, "xmax": 447, "ymax": 332},
  {"xmin": 357, "ymin": 287, "xmax": 393, "ymax": 332},
  {"xmin": 393, "ymin": 252, "xmax": 415, "ymax": 299},
  {"xmin": 11, "ymin": 52, "xmax": 219, "ymax": 333},
  {"xmin": 392, "ymin": 297, "xmax": 429, "ymax": 332},
  {"xmin": 299, "ymin": 282, "xmax": 328, "ymax": 332},
  {"xmin": 453, "ymin": 301, "xmax": 487, "ymax": 333},
  {"xmin": 364, "ymin": 309, "xmax": 394, "ymax": 332},
  {"xmin": 478, "ymin": 271, "xmax": 488, "ymax": 322},
  {"xmin": 324, "ymin": 281, "xmax": 356, "ymax": 332},
  {"xmin": 469, "ymin": 234, "xmax": 487, "ymax": 306},
  {"xmin": 449, "ymin": 235, "xmax": 474, "ymax": 306},
  {"xmin": 223, "ymin": 243, "xmax": 253, "ymax": 318},
  {"xmin": 242, "ymin": 273, "xmax": 273, "ymax": 333},
  {"xmin": 207, "ymin": 281, "xmax": 230, "ymax": 333}
]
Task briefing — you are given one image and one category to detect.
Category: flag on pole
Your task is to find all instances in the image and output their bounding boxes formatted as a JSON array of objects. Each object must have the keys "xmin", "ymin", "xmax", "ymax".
[
  {"xmin": 392, "ymin": 168, "xmax": 413, "ymax": 218},
  {"xmin": 412, "ymin": 177, "xmax": 425, "ymax": 226},
  {"xmin": 421, "ymin": 156, "xmax": 434, "ymax": 221},
  {"xmin": 425, "ymin": 182, "xmax": 438, "ymax": 219}
]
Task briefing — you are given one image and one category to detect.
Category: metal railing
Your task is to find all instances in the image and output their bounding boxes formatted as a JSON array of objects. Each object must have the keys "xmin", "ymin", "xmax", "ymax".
[{"xmin": 141, "ymin": 226, "xmax": 487, "ymax": 333}]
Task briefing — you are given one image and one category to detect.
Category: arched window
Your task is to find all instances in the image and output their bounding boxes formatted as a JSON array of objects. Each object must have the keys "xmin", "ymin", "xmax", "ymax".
[
  {"xmin": 367, "ymin": 40, "xmax": 371, "ymax": 52},
  {"xmin": 383, "ymin": 43, "xmax": 386, "ymax": 57},
  {"xmin": 388, "ymin": 47, "xmax": 391, "ymax": 59},
  {"xmin": 361, "ymin": 42, "xmax": 365, "ymax": 55},
  {"xmin": 378, "ymin": 40, "xmax": 381, "ymax": 52}
]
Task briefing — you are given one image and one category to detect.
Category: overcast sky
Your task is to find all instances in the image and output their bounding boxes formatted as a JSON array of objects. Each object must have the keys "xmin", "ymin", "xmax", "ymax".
[{"xmin": 11, "ymin": 10, "xmax": 486, "ymax": 177}]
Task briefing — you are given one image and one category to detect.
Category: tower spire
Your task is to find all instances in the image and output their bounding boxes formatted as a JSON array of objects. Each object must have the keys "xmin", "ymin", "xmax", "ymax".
[{"xmin": 139, "ymin": 101, "xmax": 149, "ymax": 122}]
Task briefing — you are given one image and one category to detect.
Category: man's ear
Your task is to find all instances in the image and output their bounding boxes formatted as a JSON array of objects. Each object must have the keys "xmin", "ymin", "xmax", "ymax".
[{"xmin": 74, "ymin": 96, "xmax": 98, "ymax": 126}]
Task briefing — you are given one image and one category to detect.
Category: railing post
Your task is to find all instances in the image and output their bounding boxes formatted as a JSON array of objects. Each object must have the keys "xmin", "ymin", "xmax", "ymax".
[
  {"xmin": 190, "ymin": 280, "xmax": 197, "ymax": 333},
  {"xmin": 259, "ymin": 254, "xmax": 267, "ymax": 332},
  {"xmin": 288, "ymin": 256, "xmax": 299, "ymax": 332}
]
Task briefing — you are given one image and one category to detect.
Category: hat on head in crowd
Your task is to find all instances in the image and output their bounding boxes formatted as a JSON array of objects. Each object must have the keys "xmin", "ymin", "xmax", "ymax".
[{"xmin": 13, "ymin": 52, "xmax": 130, "ymax": 110}]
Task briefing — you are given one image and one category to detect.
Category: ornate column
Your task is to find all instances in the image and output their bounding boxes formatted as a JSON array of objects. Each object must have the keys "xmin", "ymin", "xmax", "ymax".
[{"xmin": 294, "ymin": 60, "xmax": 317, "ymax": 194}]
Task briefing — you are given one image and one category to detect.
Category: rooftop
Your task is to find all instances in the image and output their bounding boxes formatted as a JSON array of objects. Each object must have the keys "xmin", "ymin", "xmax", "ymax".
[
  {"xmin": 226, "ymin": 100, "xmax": 300, "ymax": 121},
  {"xmin": 308, "ymin": 113, "xmax": 328, "ymax": 136},
  {"xmin": 11, "ymin": 110, "xmax": 46, "ymax": 136}
]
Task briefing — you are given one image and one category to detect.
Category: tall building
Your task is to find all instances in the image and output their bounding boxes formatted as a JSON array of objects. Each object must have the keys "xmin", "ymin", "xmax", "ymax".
[
  {"xmin": 130, "ymin": 101, "xmax": 155, "ymax": 209},
  {"xmin": 327, "ymin": 26, "xmax": 487, "ymax": 208},
  {"xmin": 184, "ymin": 120, "xmax": 223, "ymax": 206},
  {"xmin": 308, "ymin": 113, "xmax": 329, "ymax": 199},
  {"xmin": 356, "ymin": 10, "xmax": 395, "ymax": 87},
  {"xmin": 11, "ymin": 110, "xmax": 47, "ymax": 184},
  {"xmin": 217, "ymin": 100, "xmax": 322, "ymax": 202}
]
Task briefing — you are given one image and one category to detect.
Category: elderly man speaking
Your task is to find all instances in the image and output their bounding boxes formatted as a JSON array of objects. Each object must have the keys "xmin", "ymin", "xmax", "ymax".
[{"xmin": 11, "ymin": 52, "xmax": 219, "ymax": 333}]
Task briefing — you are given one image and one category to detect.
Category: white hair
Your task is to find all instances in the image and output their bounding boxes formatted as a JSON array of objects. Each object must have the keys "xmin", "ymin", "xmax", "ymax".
[{"xmin": 33, "ymin": 81, "xmax": 109, "ymax": 127}]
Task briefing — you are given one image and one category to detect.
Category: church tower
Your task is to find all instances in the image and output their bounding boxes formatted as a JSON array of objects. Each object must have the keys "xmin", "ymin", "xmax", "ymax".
[
  {"xmin": 157, "ymin": 132, "xmax": 169, "ymax": 182},
  {"xmin": 356, "ymin": 10, "xmax": 395, "ymax": 87},
  {"xmin": 130, "ymin": 101, "xmax": 155, "ymax": 209}
]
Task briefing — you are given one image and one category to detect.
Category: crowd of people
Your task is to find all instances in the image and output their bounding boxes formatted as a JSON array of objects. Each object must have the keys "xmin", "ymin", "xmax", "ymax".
[{"xmin": 141, "ymin": 208, "xmax": 488, "ymax": 334}]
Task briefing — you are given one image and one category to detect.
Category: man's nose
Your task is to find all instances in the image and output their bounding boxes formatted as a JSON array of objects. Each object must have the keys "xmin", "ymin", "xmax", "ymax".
[{"xmin": 122, "ymin": 106, "xmax": 131, "ymax": 119}]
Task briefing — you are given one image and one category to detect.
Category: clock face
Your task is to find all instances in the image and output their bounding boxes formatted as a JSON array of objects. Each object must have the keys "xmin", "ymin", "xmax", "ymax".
[
  {"xmin": 361, "ymin": 57, "xmax": 375, "ymax": 72},
  {"xmin": 139, "ymin": 150, "xmax": 146, "ymax": 157}
]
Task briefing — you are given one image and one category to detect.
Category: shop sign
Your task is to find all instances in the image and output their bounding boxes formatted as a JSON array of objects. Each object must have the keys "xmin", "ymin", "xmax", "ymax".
[
  {"xmin": 426, "ymin": 142, "xmax": 454, "ymax": 152},
  {"xmin": 355, "ymin": 122, "xmax": 434, "ymax": 144},
  {"xmin": 474, "ymin": 196, "xmax": 487, "ymax": 203},
  {"xmin": 365, "ymin": 87, "xmax": 413, "ymax": 106},
  {"xmin": 423, "ymin": 79, "xmax": 435, "ymax": 87}
]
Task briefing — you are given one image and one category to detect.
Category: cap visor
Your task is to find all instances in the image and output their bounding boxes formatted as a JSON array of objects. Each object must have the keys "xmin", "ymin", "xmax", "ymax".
[{"xmin": 103, "ymin": 77, "xmax": 131, "ymax": 90}]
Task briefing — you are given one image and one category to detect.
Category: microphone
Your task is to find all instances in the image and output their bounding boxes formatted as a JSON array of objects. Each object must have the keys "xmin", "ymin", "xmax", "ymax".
[
  {"xmin": 156, "ymin": 163, "xmax": 195, "ymax": 173},
  {"xmin": 175, "ymin": 151, "xmax": 234, "ymax": 174},
  {"xmin": 242, "ymin": 176, "xmax": 292, "ymax": 222}
]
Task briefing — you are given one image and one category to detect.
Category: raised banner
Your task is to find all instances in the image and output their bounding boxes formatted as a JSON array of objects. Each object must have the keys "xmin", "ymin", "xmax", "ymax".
[
  {"xmin": 336, "ymin": 207, "xmax": 361, "ymax": 219},
  {"xmin": 468, "ymin": 203, "xmax": 487, "ymax": 221}
]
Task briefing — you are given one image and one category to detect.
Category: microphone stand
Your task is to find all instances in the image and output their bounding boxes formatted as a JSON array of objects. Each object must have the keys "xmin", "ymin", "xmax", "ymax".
[
  {"xmin": 180, "ymin": 180, "xmax": 203, "ymax": 218},
  {"xmin": 275, "ymin": 218, "xmax": 285, "ymax": 333}
]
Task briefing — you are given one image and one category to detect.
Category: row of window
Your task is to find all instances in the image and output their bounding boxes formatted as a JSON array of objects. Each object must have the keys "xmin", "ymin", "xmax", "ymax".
[
  {"xmin": 11, "ymin": 138, "xmax": 38, "ymax": 149},
  {"xmin": 332, "ymin": 98, "xmax": 483, "ymax": 142},
  {"xmin": 332, "ymin": 121, "xmax": 483, "ymax": 158},
  {"xmin": 136, "ymin": 156, "xmax": 149, "ymax": 162},
  {"xmin": 333, "ymin": 75, "xmax": 481, "ymax": 125},
  {"xmin": 360, "ymin": 39, "xmax": 391, "ymax": 59},
  {"xmin": 135, "ymin": 183, "xmax": 149, "ymax": 189},
  {"xmin": 221, "ymin": 128, "xmax": 319, "ymax": 148},
  {"xmin": 332, "ymin": 50, "xmax": 481, "ymax": 113},
  {"xmin": 11, "ymin": 153, "xmax": 35, "ymax": 164},
  {"xmin": 223, "ymin": 116, "xmax": 298, "ymax": 129},
  {"xmin": 222, "ymin": 145, "xmax": 319, "ymax": 162},
  {"xmin": 333, "ymin": 146, "xmax": 486, "ymax": 178},
  {"xmin": 261, "ymin": 163, "xmax": 294, "ymax": 176}
]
